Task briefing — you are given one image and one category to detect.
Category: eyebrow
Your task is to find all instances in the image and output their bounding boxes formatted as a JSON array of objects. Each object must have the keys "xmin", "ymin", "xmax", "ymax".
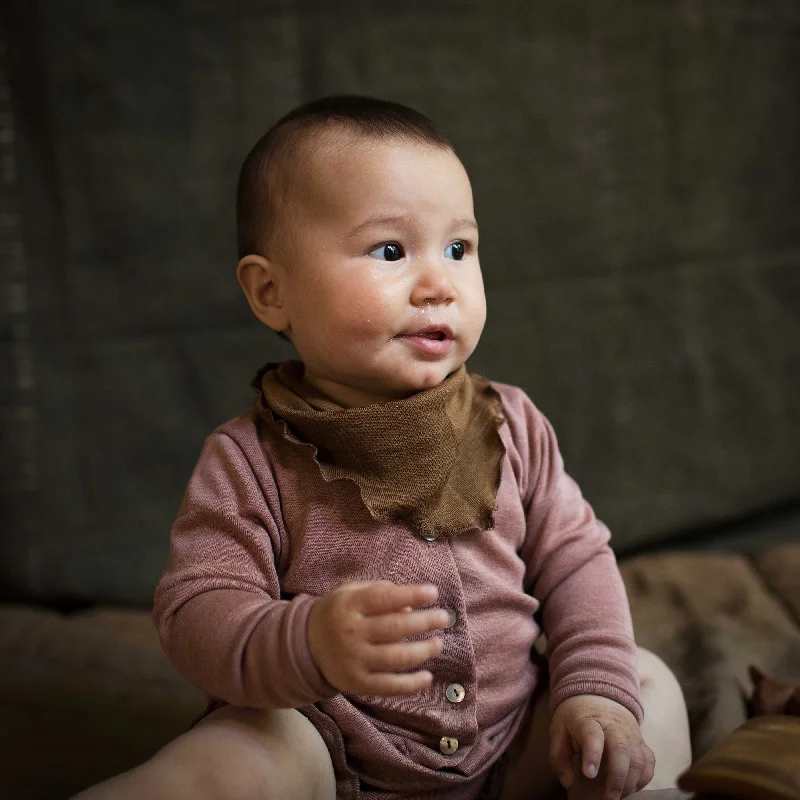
[{"xmin": 347, "ymin": 214, "xmax": 479, "ymax": 238}]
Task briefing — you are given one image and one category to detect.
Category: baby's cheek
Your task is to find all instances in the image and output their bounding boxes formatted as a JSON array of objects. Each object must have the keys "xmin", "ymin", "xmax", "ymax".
[
  {"xmin": 461, "ymin": 287, "xmax": 487, "ymax": 341},
  {"xmin": 334, "ymin": 285, "xmax": 394, "ymax": 338}
]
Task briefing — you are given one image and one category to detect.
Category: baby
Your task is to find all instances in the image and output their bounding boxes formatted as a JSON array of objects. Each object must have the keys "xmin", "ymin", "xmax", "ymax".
[{"xmin": 75, "ymin": 96, "xmax": 691, "ymax": 800}]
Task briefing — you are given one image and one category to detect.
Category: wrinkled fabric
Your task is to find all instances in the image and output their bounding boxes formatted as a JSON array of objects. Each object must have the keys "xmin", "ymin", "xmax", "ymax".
[{"xmin": 252, "ymin": 361, "xmax": 506, "ymax": 539}]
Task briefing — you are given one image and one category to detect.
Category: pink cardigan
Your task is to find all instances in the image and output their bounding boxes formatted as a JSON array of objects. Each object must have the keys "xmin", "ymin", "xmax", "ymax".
[{"xmin": 153, "ymin": 380, "xmax": 641, "ymax": 799}]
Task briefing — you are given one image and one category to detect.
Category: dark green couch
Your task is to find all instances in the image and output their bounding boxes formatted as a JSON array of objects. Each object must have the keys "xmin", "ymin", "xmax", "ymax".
[{"xmin": 2, "ymin": 2, "xmax": 799, "ymax": 797}]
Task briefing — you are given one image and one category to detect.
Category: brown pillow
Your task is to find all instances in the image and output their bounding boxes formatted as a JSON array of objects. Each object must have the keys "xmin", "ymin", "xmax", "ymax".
[{"xmin": 677, "ymin": 715, "xmax": 800, "ymax": 800}]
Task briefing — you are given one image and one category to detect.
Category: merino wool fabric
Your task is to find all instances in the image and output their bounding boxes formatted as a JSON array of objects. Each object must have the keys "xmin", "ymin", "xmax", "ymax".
[
  {"xmin": 252, "ymin": 361, "xmax": 507, "ymax": 539},
  {"xmin": 153, "ymin": 375, "xmax": 641, "ymax": 800}
]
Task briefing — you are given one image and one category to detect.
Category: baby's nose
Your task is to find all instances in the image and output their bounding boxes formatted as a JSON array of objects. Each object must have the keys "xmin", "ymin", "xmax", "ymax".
[{"xmin": 411, "ymin": 260, "xmax": 456, "ymax": 306}]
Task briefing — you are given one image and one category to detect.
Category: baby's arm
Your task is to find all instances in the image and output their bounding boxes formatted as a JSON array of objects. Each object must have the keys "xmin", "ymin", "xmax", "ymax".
[
  {"xmin": 152, "ymin": 430, "xmax": 334, "ymax": 708},
  {"xmin": 510, "ymin": 392, "xmax": 646, "ymax": 796},
  {"xmin": 153, "ymin": 428, "xmax": 447, "ymax": 709}
]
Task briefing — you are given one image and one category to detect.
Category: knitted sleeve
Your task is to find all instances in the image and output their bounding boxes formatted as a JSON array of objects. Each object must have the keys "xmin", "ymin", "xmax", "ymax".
[
  {"xmin": 510, "ymin": 391, "xmax": 643, "ymax": 723},
  {"xmin": 152, "ymin": 426, "xmax": 337, "ymax": 709}
]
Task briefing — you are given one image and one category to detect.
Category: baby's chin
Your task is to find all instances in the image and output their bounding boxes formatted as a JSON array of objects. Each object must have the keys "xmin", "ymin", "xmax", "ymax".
[
  {"xmin": 306, "ymin": 359, "xmax": 467, "ymax": 405},
  {"xmin": 390, "ymin": 362, "xmax": 466, "ymax": 395}
]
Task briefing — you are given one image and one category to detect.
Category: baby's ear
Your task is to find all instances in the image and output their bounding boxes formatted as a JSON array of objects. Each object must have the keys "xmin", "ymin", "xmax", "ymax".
[{"xmin": 236, "ymin": 254, "xmax": 290, "ymax": 334}]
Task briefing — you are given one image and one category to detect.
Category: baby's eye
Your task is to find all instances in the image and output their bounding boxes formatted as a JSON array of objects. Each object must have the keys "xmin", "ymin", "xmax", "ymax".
[
  {"xmin": 445, "ymin": 241, "xmax": 466, "ymax": 261},
  {"xmin": 369, "ymin": 243, "xmax": 405, "ymax": 261}
]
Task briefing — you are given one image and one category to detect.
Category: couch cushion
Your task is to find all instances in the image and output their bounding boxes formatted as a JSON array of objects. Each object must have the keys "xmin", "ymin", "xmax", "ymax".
[
  {"xmin": 620, "ymin": 543, "xmax": 800, "ymax": 758},
  {"xmin": 751, "ymin": 543, "xmax": 800, "ymax": 623},
  {"xmin": 0, "ymin": 605, "xmax": 205, "ymax": 799}
]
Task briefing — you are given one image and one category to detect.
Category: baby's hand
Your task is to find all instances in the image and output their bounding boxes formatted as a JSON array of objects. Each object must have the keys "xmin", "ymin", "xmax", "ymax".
[
  {"xmin": 549, "ymin": 694, "xmax": 655, "ymax": 800},
  {"xmin": 307, "ymin": 581, "xmax": 447, "ymax": 696}
]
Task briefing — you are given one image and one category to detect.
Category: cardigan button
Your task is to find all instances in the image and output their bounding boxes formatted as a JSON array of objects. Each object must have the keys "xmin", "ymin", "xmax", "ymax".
[
  {"xmin": 443, "ymin": 608, "xmax": 457, "ymax": 628},
  {"xmin": 422, "ymin": 534, "xmax": 436, "ymax": 542},
  {"xmin": 446, "ymin": 683, "xmax": 465, "ymax": 703},
  {"xmin": 439, "ymin": 736, "xmax": 459, "ymax": 755}
]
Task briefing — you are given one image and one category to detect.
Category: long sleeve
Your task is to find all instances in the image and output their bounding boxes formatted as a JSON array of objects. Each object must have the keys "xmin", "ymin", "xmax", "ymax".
[
  {"xmin": 513, "ymin": 395, "xmax": 643, "ymax": 722},
  {"xmin": 152, "ymin": 426, "xmax": 337, "ymax": 709}
]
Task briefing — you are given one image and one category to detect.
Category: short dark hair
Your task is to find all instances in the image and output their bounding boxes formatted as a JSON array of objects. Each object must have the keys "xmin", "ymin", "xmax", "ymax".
[{"xmin": 236, "ymin": 95, "xmax": 454, "ymax": 259}]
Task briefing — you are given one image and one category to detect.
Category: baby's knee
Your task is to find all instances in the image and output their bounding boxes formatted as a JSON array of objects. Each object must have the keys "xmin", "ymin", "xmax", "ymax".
[
  {"xmin": 155, "ymin": 706, "xmax": 335, "ymax": 800},
  {"xmin": 636, "ymin": 647, "xmax": 681, "ymax": 694}
]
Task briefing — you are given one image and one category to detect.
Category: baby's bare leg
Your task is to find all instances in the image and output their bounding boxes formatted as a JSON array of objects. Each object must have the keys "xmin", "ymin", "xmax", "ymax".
[
  {"xmin": 71, "ymin": 705, "xmax": 335, "ymax": 800},
  {"xmin": 499, "ymin": 647, "xmax": 691, "ymax": 800},
  {"xmin": 634, "ymin": 647, "xmax": 691, "ymax": 789}
]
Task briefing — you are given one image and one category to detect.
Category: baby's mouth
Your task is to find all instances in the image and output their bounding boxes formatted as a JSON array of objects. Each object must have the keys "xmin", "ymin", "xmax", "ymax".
[
  {"xmin": 395, "ymin": 325, "xmax": 456, "ymax": 355},
  {"xmin": 399, "ymin": 324, "xmax": 455, "ymax": 341}
]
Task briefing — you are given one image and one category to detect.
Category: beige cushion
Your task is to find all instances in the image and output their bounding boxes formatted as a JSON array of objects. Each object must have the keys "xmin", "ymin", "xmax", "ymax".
[
  {"xmin": 0, "ymin": 605, "xmax": 205, "ymax": 798},
  {"xmin": 621, "ymin": 544, "xmax": 800, "ymax": 757}
]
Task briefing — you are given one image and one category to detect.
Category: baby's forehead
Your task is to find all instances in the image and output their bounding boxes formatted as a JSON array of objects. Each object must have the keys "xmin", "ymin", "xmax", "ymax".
[
  {"xmin": 282, "ymin": 132, "xmax": 405, "ymax": 204},
  {"xmin": 274, "ymin": 127, "xmax": 471, "ymax": 239},
  {"xmin": 291, "ymin": 129, "xmax": 401, "ymax": 180},
  {"xmin": 300, "ymin": 130, "xmax": 462, "ymax": 194},
  {"xmin": 276, "ymin": 128, "xmax": 370, "ymax": 196}
]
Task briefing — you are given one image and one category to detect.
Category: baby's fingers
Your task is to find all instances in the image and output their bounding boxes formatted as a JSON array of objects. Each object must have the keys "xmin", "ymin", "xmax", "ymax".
[
  {"xmin": 365, "ymin": 638, "xmax": 443, "ymax": 672},
  {"xmin": 358, "ymin": 669, "xmax": 434, "ymax": 696},
  {"xmin": 622, "ymin": 748, "xmax": 645, "ymax": 798},
  {"xmin": 602, "ymin": 726, "xmax": 631, "ymax": 800},
  {"xmin": 572, "ymin": 717, "xmax": 605, "ymax": 780},
  {"xmin": 636, "ymin": 743, "xmax": 656, "ymax": 791},
  {"xmin": 550, "ymin": 731, "xmax": 575, "ymax": 789},
  {"xmin": 368, "ymin": 608, "xmax": 449, "ymax": 643},
  {"xmin": 359, "ymin": 582, "xmax": 439, "ymax": 616}
]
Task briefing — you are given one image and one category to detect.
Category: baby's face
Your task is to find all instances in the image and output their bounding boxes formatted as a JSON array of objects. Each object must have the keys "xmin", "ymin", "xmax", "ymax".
[{"xmin": 274, "ymin": 135, "xmax": 486, "ymax": 407}]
